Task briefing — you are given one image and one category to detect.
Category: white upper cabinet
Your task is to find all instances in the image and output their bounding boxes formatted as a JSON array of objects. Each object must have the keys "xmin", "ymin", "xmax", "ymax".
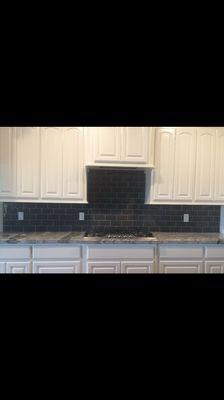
[
  {"xmin": 41, "ymin": 127, "xmax": 86, "ymax": 201},
  {"xmin": 41, "ymin": 127, "xmax": 63, "ymax": 199},
  {"xmin": 153, "ymin": 128, "xmax": 175, "ymax": 200},
  {"xmin": 121, "ymin": 127, "xmax": 149, "ymax": 164},
  {"xmin": 16, "ymin": 127, "xmax": 40, "ymax": 199},
  {"xmin": 62, "ymin": 127, "xmax": 85, "ymax": 200},
  {"xmin": 94, "ymin": 127, "xmax": 121, "ymax": 162},
  {"xmin": 214, "ymin": 128, "xmax": 224, "ymax": 201},
  {"xmin": 152, "ymin": 127, "xmax": 195, "ymax": 202},
  {"xmin": 194, "ymin": 128, "xmax": 216, "ymax": 202},
  {"xmin": 0, "ymin": 128, "xmax": 16, "ymax": 198},
  {"xmin": 173, "ymin": 128, "xmax": 196, "ymax": 201},
  {"xmin": 85, "ymin": 127, "xmax": 154, "ymax": 167}
]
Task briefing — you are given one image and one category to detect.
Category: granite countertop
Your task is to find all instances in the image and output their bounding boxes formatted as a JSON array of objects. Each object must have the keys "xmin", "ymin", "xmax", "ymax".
[{"xmin": 0, "ymin": 231, "xmax": 224, "ymax": 244}]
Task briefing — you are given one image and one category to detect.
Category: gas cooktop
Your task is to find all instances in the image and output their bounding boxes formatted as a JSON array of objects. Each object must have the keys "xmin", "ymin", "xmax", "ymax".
[{"xmin": 84, "ymin": 231, "xmax": 154, "ymax": 239}]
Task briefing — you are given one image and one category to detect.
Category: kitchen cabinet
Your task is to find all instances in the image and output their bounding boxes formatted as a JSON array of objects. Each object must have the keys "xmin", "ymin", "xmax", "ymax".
[
  {"xmin": 0, "ymin": 262, "xmax": 6, "ymax": 273},
  {"xmin": 121, "ymin": 261, "xmax": 153, "ymax": 273},
  {"xmin": 173, "ymin": 128, "xmax": 196, "ymax": 201},
  {"xmin": 0, "ymin": 128, "xmax": 16, "ymax": 198},
  {"xmin": 0, "ymin": 127, "xmax": 87, "ymax": 203},
  {"xmin": 93, "ymin": 127, "xmax": 121, "ymax": 163},
  {"xmin": 121, "ymin": 127, "xmax": 149, "ymax": 164},
  {"xmin": 62, "ymin": 127, "xmax": 85, "ymax": 200},
  {"xmin": 6, "ymin": 262, "xmax": 31, "ymax": 273},
  {"xmin": 158, "ymin": 244, "xmax": 204, "ymax": 273},
  {"xmin": 205, "ymin": 262, "xmax": 224, "ymax": 273},
  {"xmin": 150, "ymin": 127, "xmax": 196, "ymax": 203},
  {"xmin": 87, "ymin": 261, "xmax": 120, "ymax": 273},
  {"xmin": 85, "ymin": 244, "xmax": 155, "ymax": 273},
  {"xmin": 40, "ymin": 126, "xmax": 86, "ymax": 202},
  {"xmin": 85, "ymin": 127, "xmax": 155, "ymax": 167},
  {"xmin": 152, "ymin": 128, "xmax": 175, "ymax": 200},
  {"xmin": 195, "ymin": 128, "xmax": 216, "ymax": 202},
  {"xmin": 33, "ymin": 261, "xmax": 81, "ymax": 273},
  {"xmin": 147, "ymin": 127, "xmax": 224, "ymax": 205},
  {"xmin": 41, "ymin": 127, "xmax": 63, "ymax": 199},
  {"xmin": 16, "ymin": 127, "xmax": 40, "ymax": 199},
  {"xmin": 159, "ymin": 261, "xmax": 203, "ymax": 273}
]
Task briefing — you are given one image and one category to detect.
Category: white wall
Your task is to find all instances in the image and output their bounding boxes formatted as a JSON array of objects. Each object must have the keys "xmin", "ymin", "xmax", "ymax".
[{"xmin": 0, "ymin": 203, "xmax": 3, "ymax": 232}]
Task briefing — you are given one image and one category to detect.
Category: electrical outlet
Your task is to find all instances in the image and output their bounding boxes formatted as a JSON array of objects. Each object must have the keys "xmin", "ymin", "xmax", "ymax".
[
  {"xmin": 183, "ymin": 214, "xmax": 189, "ymax": 223},
  {"xmin": 18, "ymin": 212, "xmax": 24, "ymax": 221},
  {"xmin": 79, "ymin": 212, "xmax": 84, "ymax": 221}
]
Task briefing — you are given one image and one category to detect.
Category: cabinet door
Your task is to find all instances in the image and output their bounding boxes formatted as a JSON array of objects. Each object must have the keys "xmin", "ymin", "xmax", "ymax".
[
  {"xmin": 173, "ymin": 128, "xmax": 196, "ymax": 201},
  {"xmin": 121, "ymin": 127, "xmax": 149, "ymax": 164},
  {"xmin": 0, "ymin": 128, "xmax": 16, "ymax": 198},
  {"xmin": 0, "ymin": 262, "xmax": 6, "ymax": 273},
  {"xmin": 121, "ymin": 261, "xmax": 153, "ymax": 273},
  {"xmin": 195, "ymin": 128, "xmax": 215, "ymax": 201},
  {"xmin": 214, "ymin": 128, "xmax": 224, "ymax": 201},
  {"xmin": 41, "ymin": 127, "xmax": 63, "ymax": 199},
  {"xmin": 33, "ymin": 261, "xmax": 81, "ymax": 273},
  {"xmin": 6, "ymin": 262, "xmax": 31, "ymax": 273},
  {"xmin": 16, "ymin": 127, "xmax": 40, "ymax": 199},
  {"xmin": 94, "ymin": 128, "xmax": 121, "ymax": 162},
  {"xmin": 153, "ymin": 128, "xmax": 175, "ymax": 200},
  {"xmin": 205, "ymin": 261, "xmax": 224, "ymax": 273},
  {"xmin": 62, "ymin": 127, "xmax": 84, "ymax": 199},
  {"xmin": 87, "ymin": 261, "xmax": 120, "ymax": 273},
  {"xmin": 159, "ymin": 261, "xmax": 203, "ymax": 273}
]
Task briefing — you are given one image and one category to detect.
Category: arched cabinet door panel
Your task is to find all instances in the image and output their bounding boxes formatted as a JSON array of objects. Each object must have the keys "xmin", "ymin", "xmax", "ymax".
[
  {"xmin": 0, "ymin": 128, "xmax": 16, "ymax": 198},
  {"xmin": 153, "ymin": 128, "xmax": 175, "ymax": 200},
  {"xmin": 173, "ymin": 128, "xmax": 196, "ymax": 201},
  {"xmin": 195, "ymin": 128, "xmax": 216, "ymax": 202}
]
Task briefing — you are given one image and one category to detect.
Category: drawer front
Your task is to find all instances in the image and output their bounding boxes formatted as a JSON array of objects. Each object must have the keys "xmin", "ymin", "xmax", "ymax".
[
  {"xmin": 86, "ymin": 244, "xmax": 155, "ymax": 260},
  {"xmin": 121, "ymin": 261, "xmax": 153, "ymax": 273},
  {"xmin": 159, "ymin": 261, "xmax": 204, "ymax": 273},
  {"xmin": 0, "ymin": 246, "xmax": 31, "ymax": 260},
  {"xmin": 205, "ymin": 245, "xmax": 224, "ymax": 259},
  {"xmin": 6, "ymin": 262, "xmax": 31, "ymax": 273},
  {"xmin": 33, "ymin": 245, "xmax": 81, "ymax": 259},
  {"xmin": 159, "ymin": 245, "xmax": 203, "ymax": 259},
  {"xmin": 205, "ymin": 261, "xmax": 224, "ymax": 273},
  {"xmin": 87, "ymin": 261, "xmax": 120, "ymax": 273},
  {"xmin": 33, "ymin": 261, "xmax": 81, "ymax": 273}
]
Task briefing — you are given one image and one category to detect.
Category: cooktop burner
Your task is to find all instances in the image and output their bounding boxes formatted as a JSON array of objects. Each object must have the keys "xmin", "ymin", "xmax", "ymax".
[{"xmin": 85, "ymin": 231, "xmax": 154, "ymax": 239}]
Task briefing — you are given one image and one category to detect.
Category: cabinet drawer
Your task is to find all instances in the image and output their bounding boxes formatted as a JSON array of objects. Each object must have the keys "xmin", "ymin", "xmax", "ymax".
[
  {"xmin": 159, "ymin": 261, "xmax": 203, "ymax": 273},
  {"xmin": 86, "ymin": 244, "xmax": 155, "ymax": 260},
  {"xmin": 33, "ymin": 245, "xmax": 81, "ymax": 259},
  {"xmin": 205, "ymin": 245, "xmax": 224, "ymax": 259},
  {"xmin": 0, "ymin": 245, "xmax": 31, "ymax": 260},
  {"xmin": 159, "ymin": 245, "xmax": 203, "ymax": 259},
  {"xmin": 33, "ymin": 261, "xmax": 81, "ymax": 273}
]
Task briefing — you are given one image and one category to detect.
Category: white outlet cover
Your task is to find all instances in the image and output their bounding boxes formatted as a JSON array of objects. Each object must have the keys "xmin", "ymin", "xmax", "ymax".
[
  {"xmin": 18, "ymin": 212, "xmax": 24, "ymax": 221},
  {"xmin": 79, "ymin": 212, "xmax": 84, "ymax": 221},
  {"xmin": 183, "ymin": 214, "xmax": 189, "ymax": 223}
]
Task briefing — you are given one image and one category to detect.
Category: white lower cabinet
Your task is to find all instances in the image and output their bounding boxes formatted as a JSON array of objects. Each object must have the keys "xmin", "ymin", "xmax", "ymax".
[
  {"xmin": 33, "ymin": 261, "xmax": 81, "ymax": 273},
  {"xmin": 204, "ymin": 245, "xmax": 224, "ymax": 273},
  {"xmin": 159, "ymin": 261, "xmax": 203, "ymax": 274},
  {"xmin": 0, "ymin": 262, "xmax": 6, "ymax": 273},
  {"xmin": 2, "ymin": 242, "xmax": 224, "ymax": 274},
  {"xmin": 121, "ymin": 261, "xmax": 153, "ymax": 273},
  {"xmin": 158, "ymin": 244, "xmax": 204, "ymax": 273},
  {"xmin": 6, "ymin": 262, "xmax": 31, "ymax": 273},
  {"xmin": 87, "ymin": 261, "xmax": 120, "ymax": 274},
  {"xmin": 86, "ymin": 244, "xmax": 155, "ymax": 273},
  {"xmin": 205, "ymin": 262, "xmax": 224, "ymax": 273}
]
